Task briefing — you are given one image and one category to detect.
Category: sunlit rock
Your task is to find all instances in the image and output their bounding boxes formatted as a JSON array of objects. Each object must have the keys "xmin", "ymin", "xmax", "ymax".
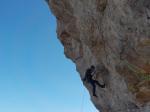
[{"xmin": 47, "ymin": 0, "xmax": 150, "ymax": 111}]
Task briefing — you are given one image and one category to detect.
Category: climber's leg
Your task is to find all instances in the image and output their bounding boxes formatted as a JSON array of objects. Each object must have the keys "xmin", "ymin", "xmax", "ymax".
[
  {"xmin": 90, "ymin": 81, "xmax": 97, "ymax": 97},
  {"xmin": 95, "ymin": 80, "xmax": 105, "ymax": 88}
]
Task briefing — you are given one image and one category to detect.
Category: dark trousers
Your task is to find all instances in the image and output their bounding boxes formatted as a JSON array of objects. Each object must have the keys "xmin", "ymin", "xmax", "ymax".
[{"xmin": 89, "ymin": 80, "xmax": 105, "ymax": 96}]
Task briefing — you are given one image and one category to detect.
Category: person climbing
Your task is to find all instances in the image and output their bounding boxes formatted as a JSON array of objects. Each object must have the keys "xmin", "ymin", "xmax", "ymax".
[{"xmin": 82, "ymin": 65, "xmax": 105, "ymax": 97}]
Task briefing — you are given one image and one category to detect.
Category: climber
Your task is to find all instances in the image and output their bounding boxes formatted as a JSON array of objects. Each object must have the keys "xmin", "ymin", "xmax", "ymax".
[{"xmin": 82, "ymin": 65, "xmax": 105, "ymax": 97}]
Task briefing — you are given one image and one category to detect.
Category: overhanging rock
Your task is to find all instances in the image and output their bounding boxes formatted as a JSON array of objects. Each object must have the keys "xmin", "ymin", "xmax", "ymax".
[{"xmin": 47, "ymin": 0, "xmax": 150, "ymax": 112}]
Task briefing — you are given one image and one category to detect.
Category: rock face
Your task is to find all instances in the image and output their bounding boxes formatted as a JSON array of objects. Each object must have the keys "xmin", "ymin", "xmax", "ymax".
[{"xmin": 47, "ymin": 0, "xmax": 150, "ymax": 112}]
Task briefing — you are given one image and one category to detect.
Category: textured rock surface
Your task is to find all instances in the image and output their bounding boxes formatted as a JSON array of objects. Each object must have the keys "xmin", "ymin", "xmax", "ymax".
[{"xmin": 47, "ymin": 0, "xmax": 150, "ymax": 112}]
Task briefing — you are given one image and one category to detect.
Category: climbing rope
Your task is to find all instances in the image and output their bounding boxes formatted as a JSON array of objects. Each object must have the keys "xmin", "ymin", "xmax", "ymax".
[{"xmin": 80, "ymin": 87, "xmax": 85, "ymax": 112}]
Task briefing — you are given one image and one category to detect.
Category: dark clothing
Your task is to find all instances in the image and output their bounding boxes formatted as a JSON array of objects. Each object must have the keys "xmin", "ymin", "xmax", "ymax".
[
  {"xmin": 83, "ymin": 68, "xmax": 105, "ymax": 97},
  {"xmin": 83, "ymin": 68, "xmax": 94, "ymax": 82},
  {"xmin": 90, "ymin": 80, "xmax": 105, "ymax": 96}
]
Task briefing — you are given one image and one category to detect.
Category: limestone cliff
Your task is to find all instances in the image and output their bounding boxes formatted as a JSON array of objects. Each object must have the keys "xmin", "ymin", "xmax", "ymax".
[{"xmin": 47, "ymin": 0, "xmax": 150, "ymax": 112}]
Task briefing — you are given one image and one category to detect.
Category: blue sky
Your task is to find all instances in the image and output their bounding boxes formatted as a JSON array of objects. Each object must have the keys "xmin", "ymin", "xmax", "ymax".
[{"xmin": 0, "ymin": 0, "xmax": 98, "ymax": 112}]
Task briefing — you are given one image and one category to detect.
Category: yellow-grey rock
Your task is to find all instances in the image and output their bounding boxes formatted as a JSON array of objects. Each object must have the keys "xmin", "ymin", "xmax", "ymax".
[{"xmin": 47, "ymin": 0, "xmax": 150, "ymax": 112}]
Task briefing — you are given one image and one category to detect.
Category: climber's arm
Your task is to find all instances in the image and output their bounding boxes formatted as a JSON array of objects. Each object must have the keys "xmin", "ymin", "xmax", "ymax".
[{"xmin": 91, "ymin": 69, "xmax": 96, "ymax": 76}]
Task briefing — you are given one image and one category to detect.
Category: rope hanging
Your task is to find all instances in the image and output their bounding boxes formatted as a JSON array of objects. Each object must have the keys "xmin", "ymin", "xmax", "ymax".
[{"xmin": 80, "ymin": 87, "xmax": 85, "ymax": 112}]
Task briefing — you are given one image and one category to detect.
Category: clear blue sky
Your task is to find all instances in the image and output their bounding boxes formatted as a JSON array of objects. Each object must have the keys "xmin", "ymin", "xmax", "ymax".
[{"xmin": 0, "ymin": 0, "xmax": 98, "ymax": 112}]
